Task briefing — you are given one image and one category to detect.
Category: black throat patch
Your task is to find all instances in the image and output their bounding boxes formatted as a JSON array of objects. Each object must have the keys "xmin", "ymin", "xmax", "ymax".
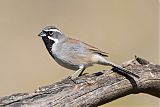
[{"xmin": 42, "ymin": 36, "xmax": 55, "ymax": 59}]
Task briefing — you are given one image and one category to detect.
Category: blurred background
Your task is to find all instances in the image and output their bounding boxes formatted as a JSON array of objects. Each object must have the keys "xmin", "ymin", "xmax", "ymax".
[{"xmin": 0, "ymin": 0, "xmax": 159, "ymax": 107}]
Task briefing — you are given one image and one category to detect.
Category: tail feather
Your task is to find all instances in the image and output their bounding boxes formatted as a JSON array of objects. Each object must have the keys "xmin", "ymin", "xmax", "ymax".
[
  {"xmin": 112, "ymin": 64, "xmax": 139, "ymax": 78},
  {"xmin": 101, "ymin": 60, "xmax": 139, "ymax": 78}
]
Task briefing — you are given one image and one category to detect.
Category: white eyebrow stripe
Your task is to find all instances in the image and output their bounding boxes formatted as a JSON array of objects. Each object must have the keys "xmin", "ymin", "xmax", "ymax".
[
  {"xmin": 48, "ymin": 36, "xmax": 59, "ymax": 43},
  {"xmin": 44, "ymin": 29, "xmax": 62, "ymax": 33}
]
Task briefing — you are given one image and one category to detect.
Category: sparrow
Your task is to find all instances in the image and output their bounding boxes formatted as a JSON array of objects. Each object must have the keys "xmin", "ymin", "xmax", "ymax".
[{"xmin": 38, "ymin": 26, "xmax": 139, "ymax": 79}]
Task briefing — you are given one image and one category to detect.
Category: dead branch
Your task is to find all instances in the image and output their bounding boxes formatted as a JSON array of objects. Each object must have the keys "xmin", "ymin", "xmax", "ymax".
[{"xmin": 0, "ymin": 57, "xmax": 160, "ymax": 107}]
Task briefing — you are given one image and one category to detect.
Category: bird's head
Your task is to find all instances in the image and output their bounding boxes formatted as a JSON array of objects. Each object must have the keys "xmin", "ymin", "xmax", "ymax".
[{"xmin": 38, "ymin": 26, "xmax": 65, "ymax": 44}]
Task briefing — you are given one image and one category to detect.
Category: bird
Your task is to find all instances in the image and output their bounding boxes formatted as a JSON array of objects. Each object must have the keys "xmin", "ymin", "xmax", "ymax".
[{"xmin": 38, "ymin": 26, "xmax": 139, "ymax": 80}]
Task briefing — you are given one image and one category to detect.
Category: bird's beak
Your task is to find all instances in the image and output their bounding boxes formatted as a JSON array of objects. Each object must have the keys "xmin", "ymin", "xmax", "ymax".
[{"xmin": 38, "ymin": 31, "xmax": 46, "ymax": 37}]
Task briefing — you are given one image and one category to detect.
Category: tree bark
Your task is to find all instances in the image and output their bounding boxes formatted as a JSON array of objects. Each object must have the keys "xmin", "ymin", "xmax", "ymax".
[{"xmin": 0, "ymin": 57, "xmax": 160, "ymax": 107}]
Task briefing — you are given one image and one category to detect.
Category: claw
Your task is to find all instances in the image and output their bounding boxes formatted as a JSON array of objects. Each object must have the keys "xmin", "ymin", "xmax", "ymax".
[{"xmin": 67, "ymin": 76, "xmax": 77, "ymax": 84}]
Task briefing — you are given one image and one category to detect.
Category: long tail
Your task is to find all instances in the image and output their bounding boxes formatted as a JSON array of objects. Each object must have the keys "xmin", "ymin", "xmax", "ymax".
[
  {"xmin": 111, "ymin": 64, "xmax": 139, "ymax": 78},
  {"xmin": 101, "ymin": 60, "xmax": 139, "ymax": 78}
]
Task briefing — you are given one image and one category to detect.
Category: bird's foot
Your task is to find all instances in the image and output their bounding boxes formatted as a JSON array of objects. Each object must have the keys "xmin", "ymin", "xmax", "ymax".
[
  {"xmin": 67, "ymin": 76, "xmax": 77, "ymax": 84},
  {"xmin": 78, "ymin": 72, "xmax": 89, "ymax": 77}
]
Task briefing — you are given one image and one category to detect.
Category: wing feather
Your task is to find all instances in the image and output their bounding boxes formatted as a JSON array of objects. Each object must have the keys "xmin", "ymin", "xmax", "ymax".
[
  {"xmin": 84, "ymin": 43, "xmax": 109, "ymax": 57},
  {"xmin": 65, "ymin": 38, "xmax": 109, "ymax": 57}
]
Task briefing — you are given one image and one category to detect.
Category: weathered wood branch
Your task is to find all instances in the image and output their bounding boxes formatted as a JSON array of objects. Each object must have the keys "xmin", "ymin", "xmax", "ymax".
[{"xmin": 0, "ymin": 57, "xmax": 160, "ymax": 107}]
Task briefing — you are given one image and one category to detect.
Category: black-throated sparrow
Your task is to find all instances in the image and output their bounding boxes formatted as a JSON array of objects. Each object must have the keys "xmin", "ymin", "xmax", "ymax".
[{"xmin": 38, "ymin": 26, "xmax": 139, "ymax": 79}]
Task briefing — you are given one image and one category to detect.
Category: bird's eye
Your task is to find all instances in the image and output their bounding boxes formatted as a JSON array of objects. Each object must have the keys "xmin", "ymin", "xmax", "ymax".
[{"xmin": 48, "ymin": 31, "xmax": 53, "ymax": 35}]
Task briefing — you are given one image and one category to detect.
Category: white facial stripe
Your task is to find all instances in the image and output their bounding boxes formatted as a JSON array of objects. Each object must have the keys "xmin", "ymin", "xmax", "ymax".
[
  {"xmin": 44, "ymin": 29, "xmax": 61, "ymax": 33},
  {"xmin": 48, "ymin": 36, "xmax": 59, "ymax": 43}
]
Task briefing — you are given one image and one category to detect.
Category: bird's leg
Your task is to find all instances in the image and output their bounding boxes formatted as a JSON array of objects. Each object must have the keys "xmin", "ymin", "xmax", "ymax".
[
  {"xmin": 68, "ymin": 65, "xmax": 85, "ymax": 78},
  {"xmin": 68, "ymin": 65, "xmax": 85, "ymax": 84},
  {"xmin": 78, "ymin": 65, "xmax": 86, "ymax": 77},
  {"xmin": 73, "ymin": 65, "xmax": 86, "ymax": 77}
]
